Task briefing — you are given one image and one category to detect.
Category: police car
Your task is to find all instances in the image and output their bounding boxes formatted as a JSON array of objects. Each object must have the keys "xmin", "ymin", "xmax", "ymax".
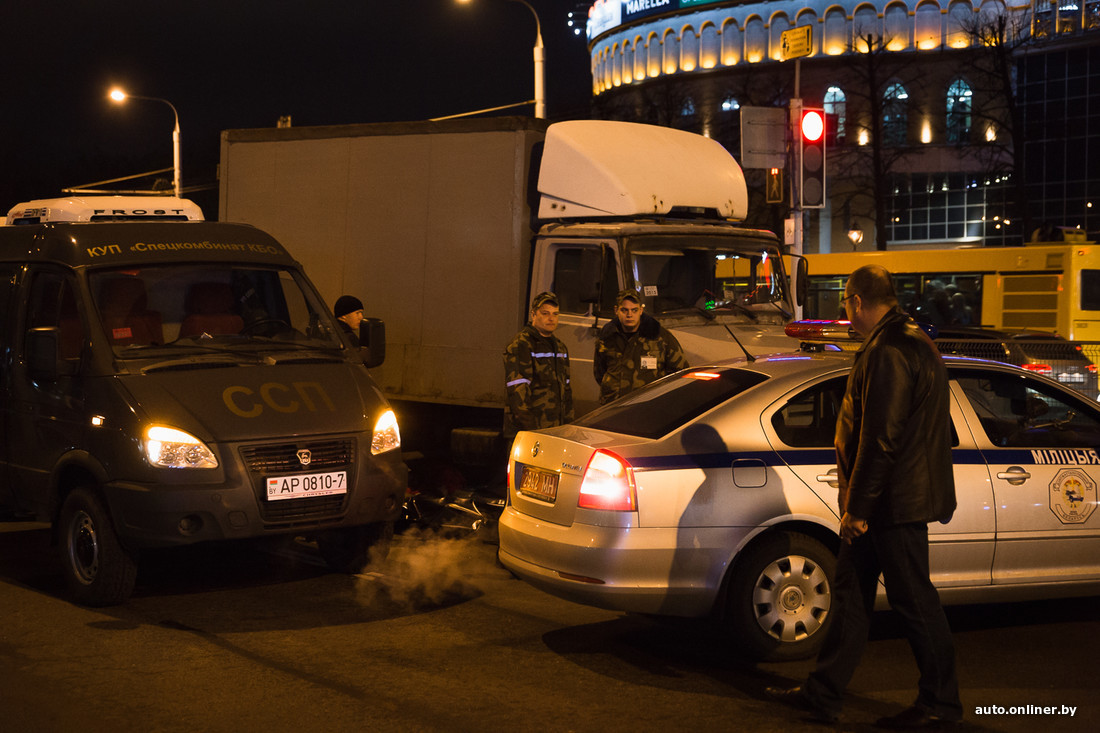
[{"xmin": 498, "ymin": 322, "xmax": 1100, "ymax": 661}]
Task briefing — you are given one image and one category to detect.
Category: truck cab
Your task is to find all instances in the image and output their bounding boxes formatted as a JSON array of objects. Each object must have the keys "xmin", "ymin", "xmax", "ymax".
[
  {"xmin": 0, "ymin": 207, "xmax": 406, "ymax": 605},
  {"xmin": 529, "ymin": 121, "xmax": 794, "ymax": 412}
]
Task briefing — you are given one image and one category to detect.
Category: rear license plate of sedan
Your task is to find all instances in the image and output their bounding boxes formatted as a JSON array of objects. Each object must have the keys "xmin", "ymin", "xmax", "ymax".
[
  {"xmin": 266, "ymin": 471, "xmax": 347, "ymax": 501},
  {"xmin": 519, "ymin": 466, "xmax": 559, "ymax": 503}
]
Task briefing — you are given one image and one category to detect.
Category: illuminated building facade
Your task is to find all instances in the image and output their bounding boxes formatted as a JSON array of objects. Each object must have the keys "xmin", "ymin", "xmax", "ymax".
[{"xmin": 585, "ymin": 0, "xmax": 1100, "ymax": 251}]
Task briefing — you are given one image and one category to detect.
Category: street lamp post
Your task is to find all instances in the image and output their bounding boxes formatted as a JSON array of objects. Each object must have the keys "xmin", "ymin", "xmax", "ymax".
[
  {"xmin": 109, "ymin": 88, "xmax": 182, "ymax": 197},
  {"xmin": 457, "ymin": 0, "xmax": 545, "ymax": 119}
]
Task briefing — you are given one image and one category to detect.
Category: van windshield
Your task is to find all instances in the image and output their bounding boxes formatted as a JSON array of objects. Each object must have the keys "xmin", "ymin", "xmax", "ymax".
[
  {"xmin": 627, "ymin": 237, "xmax": 791, "ymax": 321},
  {"xmin": 88, "ymin": 265, "xmax": 342, "ymax": 355}
]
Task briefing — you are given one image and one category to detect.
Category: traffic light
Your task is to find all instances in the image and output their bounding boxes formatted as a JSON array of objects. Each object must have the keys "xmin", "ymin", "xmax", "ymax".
[{"xmin": 800, "ymin": 108, "xmax": 826, "ymax": 208}]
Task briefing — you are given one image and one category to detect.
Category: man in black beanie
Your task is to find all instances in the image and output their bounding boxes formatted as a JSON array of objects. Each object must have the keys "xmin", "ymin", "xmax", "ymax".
[{"xmin": 334, "ymin": 295, "xmax": 364, "ymax": 346}]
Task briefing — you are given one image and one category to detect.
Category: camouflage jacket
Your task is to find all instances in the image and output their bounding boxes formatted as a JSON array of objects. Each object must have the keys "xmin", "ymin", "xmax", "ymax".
[
  {"xmin": 593, "ymin": 313, "xmax": 688, "ymax": 404},
  {"xmin": 503, "ymin": 325, "xmax": 573, "ymax": 437}
]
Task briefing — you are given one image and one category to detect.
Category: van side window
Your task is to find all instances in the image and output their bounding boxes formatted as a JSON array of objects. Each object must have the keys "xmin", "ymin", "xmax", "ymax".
[
  {"xmin": 28, "ymin": 272, "xmax": 83, "ymax": 360},
  {"xmin": 552, "ymin": 247, "xmax": 617, "ymax": 317}
]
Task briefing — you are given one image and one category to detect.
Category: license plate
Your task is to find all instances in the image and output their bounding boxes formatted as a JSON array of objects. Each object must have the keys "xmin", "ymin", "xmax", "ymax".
[
  {"xmin": 519, "ymin": 466, "xmax": 559, "ymax": 503},
  {"xmin": 266, "ymin": 471, "xmax": 347, "ymax": 501}
]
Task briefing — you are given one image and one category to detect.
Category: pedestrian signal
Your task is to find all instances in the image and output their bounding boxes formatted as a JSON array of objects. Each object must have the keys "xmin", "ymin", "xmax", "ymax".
[
  {"xmin": 800, "ymin": 109, "xmax": 826, "ymax": 209},
  {"xmin": 766, "ymin": 167, "xmax": 784, "ymax": 204}
]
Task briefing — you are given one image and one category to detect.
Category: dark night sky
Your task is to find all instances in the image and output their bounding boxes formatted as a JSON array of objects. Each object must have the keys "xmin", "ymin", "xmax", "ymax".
[{"xmin": 0, "ymin": 0, "xmax": 593, "ymax": 215}]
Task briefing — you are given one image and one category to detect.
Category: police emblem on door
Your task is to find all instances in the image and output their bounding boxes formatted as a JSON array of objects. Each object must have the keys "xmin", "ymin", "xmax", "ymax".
[{"xmin": 1049, "ymin": 468, "xmax": 1096, "ymax": 524}]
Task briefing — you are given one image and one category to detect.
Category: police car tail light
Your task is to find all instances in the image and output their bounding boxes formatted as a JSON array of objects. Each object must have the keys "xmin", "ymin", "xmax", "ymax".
[
  {"xmin": 1021, "ymin": 363, "xmax": 1053, "ymax": 376},
  {"xmin": 371, "ymin": 409, "xmax": 401, "ymax": 455},
  {"xmin": 578, "ymin": 449, "xmax": 637, "ymax": 512},
  {"xmin": 144, "ymin": 426, "xmax": 218, "ymax": 469}
]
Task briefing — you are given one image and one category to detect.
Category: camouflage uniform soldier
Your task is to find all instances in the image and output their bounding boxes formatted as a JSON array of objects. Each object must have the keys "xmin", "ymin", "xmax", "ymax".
[
  {"xmin": 503, "ymin": 292, "xmax": 573, "ymax": 439},
  {"xmin": 594, "ymin": 289, "xmax": 688, "ymax": 404}
]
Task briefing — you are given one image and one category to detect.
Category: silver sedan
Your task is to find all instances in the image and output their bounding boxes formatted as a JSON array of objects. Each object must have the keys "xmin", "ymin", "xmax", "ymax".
[{"xmin": 498, "ymin": 346, "xmax": 1100, "ymax": 661}]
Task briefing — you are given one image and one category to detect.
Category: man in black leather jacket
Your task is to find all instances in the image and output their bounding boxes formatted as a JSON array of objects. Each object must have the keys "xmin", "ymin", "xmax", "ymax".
[{"xmin": 768, "ymin": 265, "xmax": 962, "ymax": 729}]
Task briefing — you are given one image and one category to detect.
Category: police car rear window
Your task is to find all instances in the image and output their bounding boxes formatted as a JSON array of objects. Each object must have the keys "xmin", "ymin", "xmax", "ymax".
[{"xmin": 575, "ymin": 368, "xmax": 769, "ymax": 439}]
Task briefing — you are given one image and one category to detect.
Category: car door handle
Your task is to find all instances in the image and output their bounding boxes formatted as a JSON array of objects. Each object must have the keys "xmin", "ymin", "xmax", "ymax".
[
  {"xmin": 816, "ymin": 467, "xmax": 839, "ymax": 488},
  {"xmin": 996, "ymin": 466, "xmax": 1031, "ymax": 485}
]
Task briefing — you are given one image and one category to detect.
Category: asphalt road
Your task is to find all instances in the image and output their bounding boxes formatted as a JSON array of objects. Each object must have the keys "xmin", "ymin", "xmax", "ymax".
[{"xmin": 0, "ymin": 521, "xmax": 1095, "ymax": 733}]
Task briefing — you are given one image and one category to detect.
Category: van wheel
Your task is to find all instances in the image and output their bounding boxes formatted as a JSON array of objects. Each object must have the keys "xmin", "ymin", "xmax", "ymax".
[
  {"xmin": 59, "ymin": 487, "xmax": 138, "ymax": 606},
  {"xmin": 317, "ymin": 522, "xmax": 393, "ymax": 574},
  {"xmin": 723, "ymin": 532, "xmax": 835, "ymax": 662}
]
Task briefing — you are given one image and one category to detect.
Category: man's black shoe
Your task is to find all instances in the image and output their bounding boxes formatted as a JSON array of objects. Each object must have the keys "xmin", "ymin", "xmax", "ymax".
[
  {"xmin": 874, "ymin": 705, "xmax": 960, "ymax": 730},
  {"xmin": 764, "ymin": 685, "xmax": 839, "ymax": 724}
]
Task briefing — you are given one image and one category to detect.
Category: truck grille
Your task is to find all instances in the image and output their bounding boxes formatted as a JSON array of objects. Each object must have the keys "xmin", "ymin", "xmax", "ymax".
[{"xmin": 240, "ymin": 439, "xmax": 356, "ymax": 526}]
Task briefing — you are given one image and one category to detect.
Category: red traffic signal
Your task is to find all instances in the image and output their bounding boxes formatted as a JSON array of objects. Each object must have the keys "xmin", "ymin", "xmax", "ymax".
[
  {"xmin": 801, "ymin": 109, "xmax": 825, "ymax": 142},
  {"xmin": 799, "ymin": 108, "xmax": 826, "ymax": 208}
]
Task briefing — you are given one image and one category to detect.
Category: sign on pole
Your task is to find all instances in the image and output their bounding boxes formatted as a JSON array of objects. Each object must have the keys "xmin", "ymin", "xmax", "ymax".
[
  {"xmin": 781, "ymin": 25, "xmax": 813, "ymax": 61},
  {"xmin": 740, "ymin": 106, "xmax": 787, "ymax": 170}
]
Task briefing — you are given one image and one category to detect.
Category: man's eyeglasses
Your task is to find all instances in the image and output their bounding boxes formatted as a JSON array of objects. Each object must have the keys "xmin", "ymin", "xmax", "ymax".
[{"xmin": 839, "ymin": 294, "xmax": 857, "ymax": 305}]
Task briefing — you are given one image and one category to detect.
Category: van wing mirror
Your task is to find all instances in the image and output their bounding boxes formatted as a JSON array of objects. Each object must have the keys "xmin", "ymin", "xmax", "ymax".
[
  {"xmin": 794, "ymin": 255, "xmax": 808, "ymax": 308},
  {"xmin": 358, "ymin": 318, "xmax": 386, "ymax": 368},
  {"xmin": 27, "ymin": 327, "xmax": 74, "ymax": 380}
]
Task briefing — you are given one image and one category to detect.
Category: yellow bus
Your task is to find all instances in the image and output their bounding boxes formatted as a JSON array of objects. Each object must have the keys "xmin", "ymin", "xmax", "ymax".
[{"xmin": 803, "ymin": 243, "xmax": 1100, "ymax": 342}]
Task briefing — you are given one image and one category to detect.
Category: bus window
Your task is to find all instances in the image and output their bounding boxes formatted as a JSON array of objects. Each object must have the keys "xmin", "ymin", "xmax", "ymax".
[{"xmin": 1083, "ymin": 270, "xmax": 1100, "ymax": 311}]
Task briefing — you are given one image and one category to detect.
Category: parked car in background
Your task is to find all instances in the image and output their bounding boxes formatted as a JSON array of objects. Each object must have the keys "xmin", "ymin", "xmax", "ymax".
[{"xmin": 934, "ymin": 326, "xmax": 1098, "ymax": 401}]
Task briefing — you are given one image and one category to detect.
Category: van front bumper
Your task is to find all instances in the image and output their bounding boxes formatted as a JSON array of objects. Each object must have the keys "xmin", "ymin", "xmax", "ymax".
[{"xmin": 102, "ymin": 450, "xmax": 407, "ymax": 549}]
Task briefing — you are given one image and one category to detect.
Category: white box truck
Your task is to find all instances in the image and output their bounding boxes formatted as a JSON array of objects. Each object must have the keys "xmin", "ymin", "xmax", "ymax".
[{"xmin": 218, "ymin": 117, "xmax": 799, "ymax": 480}]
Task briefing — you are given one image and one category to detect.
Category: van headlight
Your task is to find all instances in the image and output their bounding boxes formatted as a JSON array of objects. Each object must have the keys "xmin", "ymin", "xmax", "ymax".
[
  {"xmin": 371, "ymin": 409, "xmax": 401, "ymax": 455},
  {"xmin": 144, "ymin": 426, "xmax": 219, "ymax": 469}
]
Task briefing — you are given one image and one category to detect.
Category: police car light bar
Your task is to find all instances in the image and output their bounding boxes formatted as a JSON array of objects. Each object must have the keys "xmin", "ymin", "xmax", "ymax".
[{"xmin": 785, "ymin": 320, "xmax": 858, "ymax": 341}]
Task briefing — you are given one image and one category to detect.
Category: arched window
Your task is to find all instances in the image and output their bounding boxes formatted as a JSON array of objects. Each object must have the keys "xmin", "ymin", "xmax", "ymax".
[
  {"xmin": 884, "ymin": 3, "xmax": 910, "ymax": 50},
  {"xmin": 700, "ymin": 22, "xmax": 720, "ymax": 69},
  {"xmin": 744, "ymin": 16, "xmax": 767, "ymax": 63},
  {"xmin": 770, "ymin": 13, "xmax": 792, "ymax": 61},
  {"xmin": 853, "ymin": 5, "xmax": 881, "ymax": 51},
  {"xmin": 722, "ymin": 19, "xmax": 742, "ymax": 65},
  {"xmin": 680, "ymin": 26, "xmax": 699, "ymax": 72},
  {"xmin": 946, "ymin": 78, "xmax": 973, "ymax": 143},
  {"xmin": 883, "ymin": 82, "xmax": 909, "ymax": 146},
  {"xmin": 947, "ymin": 1, "xmax": 974, "ymax": 49},
  {"xmin": 915, "ymin": 1, "xmax": 943, "ymax": 50},
  {"xmin": 825, "ymin": 86, "xmax": 847, "ymax": 143}
]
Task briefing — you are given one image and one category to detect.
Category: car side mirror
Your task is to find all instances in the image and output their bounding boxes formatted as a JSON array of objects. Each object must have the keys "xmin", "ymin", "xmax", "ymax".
[{"xmin": 358, "ymin": 318, "xmax": 386, "ymax": 368}]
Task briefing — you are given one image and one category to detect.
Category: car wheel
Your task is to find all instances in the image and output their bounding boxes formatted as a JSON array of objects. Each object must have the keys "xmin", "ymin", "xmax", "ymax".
[
  {"xmin": 316, "ymin": 521, "xmax": 393, "ymax": 574},
  {"xmin": 724, "ymin": 532, "xmax": 835, "ymax": 662},
  {"xmin": 59, "ymin": 487, "xmax": 138, "ymax": 607}
]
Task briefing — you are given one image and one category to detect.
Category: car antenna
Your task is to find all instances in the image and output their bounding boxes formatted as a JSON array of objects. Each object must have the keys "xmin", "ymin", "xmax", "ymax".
[{"xmin": 722, "ymin": 322, "xmax": 756, "ymax": 362}]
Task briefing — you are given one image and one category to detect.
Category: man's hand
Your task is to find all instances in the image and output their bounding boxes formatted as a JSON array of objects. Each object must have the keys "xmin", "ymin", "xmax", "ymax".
[{"xmin": 840, "ymin": 512, "xmax": 868, "ymax": 543}]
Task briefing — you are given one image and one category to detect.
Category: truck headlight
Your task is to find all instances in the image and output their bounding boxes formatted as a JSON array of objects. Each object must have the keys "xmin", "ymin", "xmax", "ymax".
[
  {"xmin": 144, "ymin": 426, "xmax": 219, "ymax": 469},
  {"xmin": 371, "ymin": 409, "xmax": 401, "ymax": 455}
]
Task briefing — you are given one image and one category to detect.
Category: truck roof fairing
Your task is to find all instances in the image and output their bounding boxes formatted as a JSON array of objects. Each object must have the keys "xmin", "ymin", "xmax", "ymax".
[
  {"xmin": 6, "ymin": 195, "xmax": 204, "ymax": 225},
  {"xmin": 536, "ymin": 120, "xmax": 749, "ymax": 221}
]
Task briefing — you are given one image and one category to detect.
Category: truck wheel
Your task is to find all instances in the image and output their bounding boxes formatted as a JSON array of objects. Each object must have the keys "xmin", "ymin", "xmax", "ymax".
[
  {"xmin": 317, "ymin": 522, "xmax": 393, "ymax": 574},
  {"xmin": 59, "ymin": 487, "xmax": 138, "ymax": 607},
  {"xmin": 723, "ymin": 532, "xmax": 835, "ymax": 662}
]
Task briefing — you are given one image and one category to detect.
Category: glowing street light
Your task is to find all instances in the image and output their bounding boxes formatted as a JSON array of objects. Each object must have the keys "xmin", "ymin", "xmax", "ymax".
[
  {"xmin": 457, "ymin": 0, "xmax": 545, "ymax": 119},
  {"xmin": 108, "ymin": 87, "xmax": 182, "ymax": 197}
]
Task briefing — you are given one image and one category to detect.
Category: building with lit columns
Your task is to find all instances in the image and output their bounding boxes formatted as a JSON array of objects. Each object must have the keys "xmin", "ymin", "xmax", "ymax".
[{"xmin": 584, "ymin": 0, "xmax": 1100, "ymax": 252}]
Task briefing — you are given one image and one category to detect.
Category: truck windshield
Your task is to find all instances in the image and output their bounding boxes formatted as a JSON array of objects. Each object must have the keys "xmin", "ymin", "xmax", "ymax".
[
  {"xmin": 627, "ymin": 237, "xmax": 791, "ymax": 320},
  {"xmin": 88, "ymin": 264, "xmax": 342, "ymax": 355}
]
